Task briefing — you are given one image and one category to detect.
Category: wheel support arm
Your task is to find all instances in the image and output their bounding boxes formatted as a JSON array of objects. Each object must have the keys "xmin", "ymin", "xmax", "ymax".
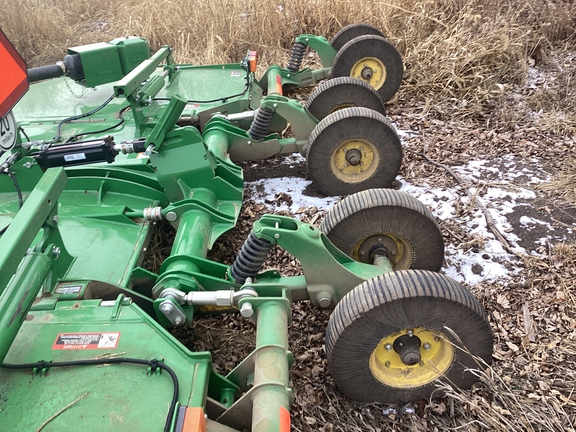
[{"xmin": 249, "ymin": 214, "xmax": 392, "ymax": 307}]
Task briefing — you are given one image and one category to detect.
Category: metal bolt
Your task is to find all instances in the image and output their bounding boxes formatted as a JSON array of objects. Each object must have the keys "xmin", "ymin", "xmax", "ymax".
[
  {"xmin": 52, "ymin": 246, "xmax": 61, "ymax": 259},
  {"xmin": 174, "ymin": 318, "xmax": 183, "ymax": 325},
  {"xmin": 385, "ymin": 361, "xmax": 390, "ymax": 367},
  {"xmin": 377, "ymin": 237, "xmax": 383, "ymax": 243},
  {"xmin": 391, "ymin": 250, "xmax": 397, "ymax": 256},
  {"xmin": 434, "ymin": 336, "xmax": 440, "ymax": 342},
  {"xmin": 385, "ymin": 343, "xmax": 392, "ymax": 351},
  {"xmin": 240, "ymin": 302, "xmax": 254, "ymax": 318},
  {"xmin": 23, "ymin": 161, "xmax": 33, "ymax": 168},
  {"xmin": 423, "ymin": 343, "xmax": 431, "ymax": 351},
  {"xmin": 407, "ymin": 329, "xmax": 414, "ymax": 337},
  {"xmin": 274, "ymin": 233, "xmax": 280, "ymax": 239},
  {"xmin": 247, "ymin": 141, "xmax": 252, "ymax": 145},
  {"xmin": 318, "ymin": 297, "xmax": 331, "ymax": 308},
  {"xmin": 343, "ymin": 163, "xmax": 348, "ymax": 167},
  {"xmin": 166, "ymin": 211, "xmax": 178, "ymax": 221},
  {"xmin": 160, "ymin": 303, "xmax": 172, "ymax": 314},
  {"xmin": 52, "ymin": 215, "xmax": 59, "ymax": 225},
  {"xmin": 360, "ymin": 250, "xmax": 366, "ymax": 256}
]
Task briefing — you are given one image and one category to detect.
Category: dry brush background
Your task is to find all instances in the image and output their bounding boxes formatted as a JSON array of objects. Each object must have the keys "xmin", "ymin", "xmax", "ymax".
[{"xmin": 2, "ymin": 0, "xmax": 576, "ymax": 430}]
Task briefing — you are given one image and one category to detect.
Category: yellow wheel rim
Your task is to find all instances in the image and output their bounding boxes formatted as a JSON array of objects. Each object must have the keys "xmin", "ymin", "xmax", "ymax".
[
  {"xmin": 369, "ymin": 328, "xmax": 454, "ymax": 388},
  {"xmin": 330, "ymin": 139, "xmax": 378, "ymax": 183},
  {"xmin": 351, "ymin": 57, "xmax": 387, "ymax": 90},
  {"xmin": 350, "ymin": 232, "xmax": 413, "ymax": 269}
]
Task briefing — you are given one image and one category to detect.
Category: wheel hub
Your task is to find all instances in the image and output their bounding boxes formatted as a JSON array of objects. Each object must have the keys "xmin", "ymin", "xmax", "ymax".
[
  {"xmin": 345, "ymin": 148, "xmax": 362, "ymax": 166},
  {"xmin": 330, "ymin": 139, "xmax": 378, "ymax": 183},
  {"xmin": 351, "ymin": 57, "xmax": 387, "ymax": 90},
  {"xmin": 351, "ymin": 232, "xmax": 413, "ymax": 269},
  {"xmin": 369, "ymin": 328, "xmax": 454, "ymax": 389},
  {"xmin": 393, "ymin": 333, "xmax": 422, "ymax": 365},
  {"xmin": 361, "ymin": 66, "xmax": 373, "ymax": 80}
]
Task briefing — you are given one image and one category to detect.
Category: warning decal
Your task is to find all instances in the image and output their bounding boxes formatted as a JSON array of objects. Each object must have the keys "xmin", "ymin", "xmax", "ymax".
[{"xmin": 52, "ymin": 332, "xmax": 121, "ymax": 350}]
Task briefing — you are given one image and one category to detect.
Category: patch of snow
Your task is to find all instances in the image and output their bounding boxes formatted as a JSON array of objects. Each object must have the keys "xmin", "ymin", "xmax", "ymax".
[
  {"xmin": 246, "ymin": 155, "xmax": 572, "ymax": 286},
  {"xmin": 248, "ymin": 177, "xmax": 335, "ymax": 215}
]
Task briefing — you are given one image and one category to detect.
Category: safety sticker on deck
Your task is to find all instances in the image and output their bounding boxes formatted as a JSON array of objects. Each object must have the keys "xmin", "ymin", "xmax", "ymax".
[{"xmin": 52, "ymin": 332, "xmax": 121, "ymax": 350}]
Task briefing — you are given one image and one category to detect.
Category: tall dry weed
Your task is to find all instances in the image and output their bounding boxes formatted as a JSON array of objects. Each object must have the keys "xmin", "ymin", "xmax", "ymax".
[{"xmin": 0, "ymin": 0, "xmax": 574, "ymax": 125}]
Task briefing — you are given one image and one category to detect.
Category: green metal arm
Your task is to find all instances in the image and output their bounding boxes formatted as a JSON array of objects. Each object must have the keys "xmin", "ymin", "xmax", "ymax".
[
  {"xmin": 113, "ymin": 46, "xmax": 172, "ymax": 98},
  {"xmin": 0, "ymin": 168, "xmax": 72, "ymax": 363},
  {"xmin": 0, "ymin": 168, "xmax": 67, "ymax": 292},
  {"xmin": 294, "ymin": 34, "xmax": 337, "ymax": 67},
  {"xmin": 251, "ymin": 214, "xmax": 392, "ymax": 307}
]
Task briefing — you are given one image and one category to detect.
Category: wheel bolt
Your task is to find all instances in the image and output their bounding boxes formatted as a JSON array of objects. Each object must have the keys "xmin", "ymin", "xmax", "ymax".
[
  {"xmin": 407, "ymin": 329, "xmax": 414, "ymax": 337},
  {"xmin": 385, "ymin": 343, "xmax": 392, "ymax": 351},
  {"xmin": 385, "ymin": 361, "xmax": 390, "ymax": 367},
  {"xmin": 423, "ymin": 343, "xmax": 431, "ymax": 351}
]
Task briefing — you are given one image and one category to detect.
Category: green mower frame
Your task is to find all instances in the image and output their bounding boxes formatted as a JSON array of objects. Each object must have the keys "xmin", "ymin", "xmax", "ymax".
[{"xmin": 0, "ymin": 25, "xmax": 493, "ymax": 432}]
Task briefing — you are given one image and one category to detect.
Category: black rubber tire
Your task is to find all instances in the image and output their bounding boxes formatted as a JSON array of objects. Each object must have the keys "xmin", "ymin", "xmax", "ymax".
[
  {"xmin": 306, "ymin": 107, "xmax": 402, "ymax": 196},
  {"xmin": 305, "ymin": 77, "xmax": 386, "ymax": 121},
  {"xmin": 319, "ymin": 189, "xmax": 444, "ymax": 271},
  {"xmin": 326, "ymin": 270, "xmax": 493, "ymax": 403},
  {"xmin": 331, "ymin": 23, "xmax": 385, "ymax": 52},
  {"xmin": 332, "ymin": 35, "xmax": 403, "ymax": 103}
]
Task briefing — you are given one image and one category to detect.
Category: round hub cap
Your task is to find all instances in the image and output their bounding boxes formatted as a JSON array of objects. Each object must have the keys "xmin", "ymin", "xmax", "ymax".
[
  {"xmin": 351, "ymin": 57, "xmax": 387, "ymax": 90},
  {"xmin": 369, "ymin": 328, "xmax": 455, "ymax": 388}
]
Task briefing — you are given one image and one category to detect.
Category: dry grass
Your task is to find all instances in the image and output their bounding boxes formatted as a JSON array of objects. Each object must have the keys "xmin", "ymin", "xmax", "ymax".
[
  {"xmin": 2, "ymin": 0, "xmax": 575, "ymax": 129},
  {"xmin": 542, "ymin": 158, "xmax": 576, "ymax": 206}
]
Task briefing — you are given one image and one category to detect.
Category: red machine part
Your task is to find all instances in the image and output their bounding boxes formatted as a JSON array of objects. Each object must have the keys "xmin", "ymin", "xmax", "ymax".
[{"xmin": 0, "ymin": 30, "xmax": 28, "ymax": 118}]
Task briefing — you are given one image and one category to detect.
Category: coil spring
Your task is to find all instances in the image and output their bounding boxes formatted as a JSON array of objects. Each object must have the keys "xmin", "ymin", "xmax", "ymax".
[
  {"xmin": 287, "ymin": 42, "xmax": 307, "ymax": 73},
  {"xmin": 230, "ymin": 232, "xmax": 274, "ymax": 284},
  {"xmin": 248, "ymin": 107, "xmax": 275, "ymax": 141}
]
